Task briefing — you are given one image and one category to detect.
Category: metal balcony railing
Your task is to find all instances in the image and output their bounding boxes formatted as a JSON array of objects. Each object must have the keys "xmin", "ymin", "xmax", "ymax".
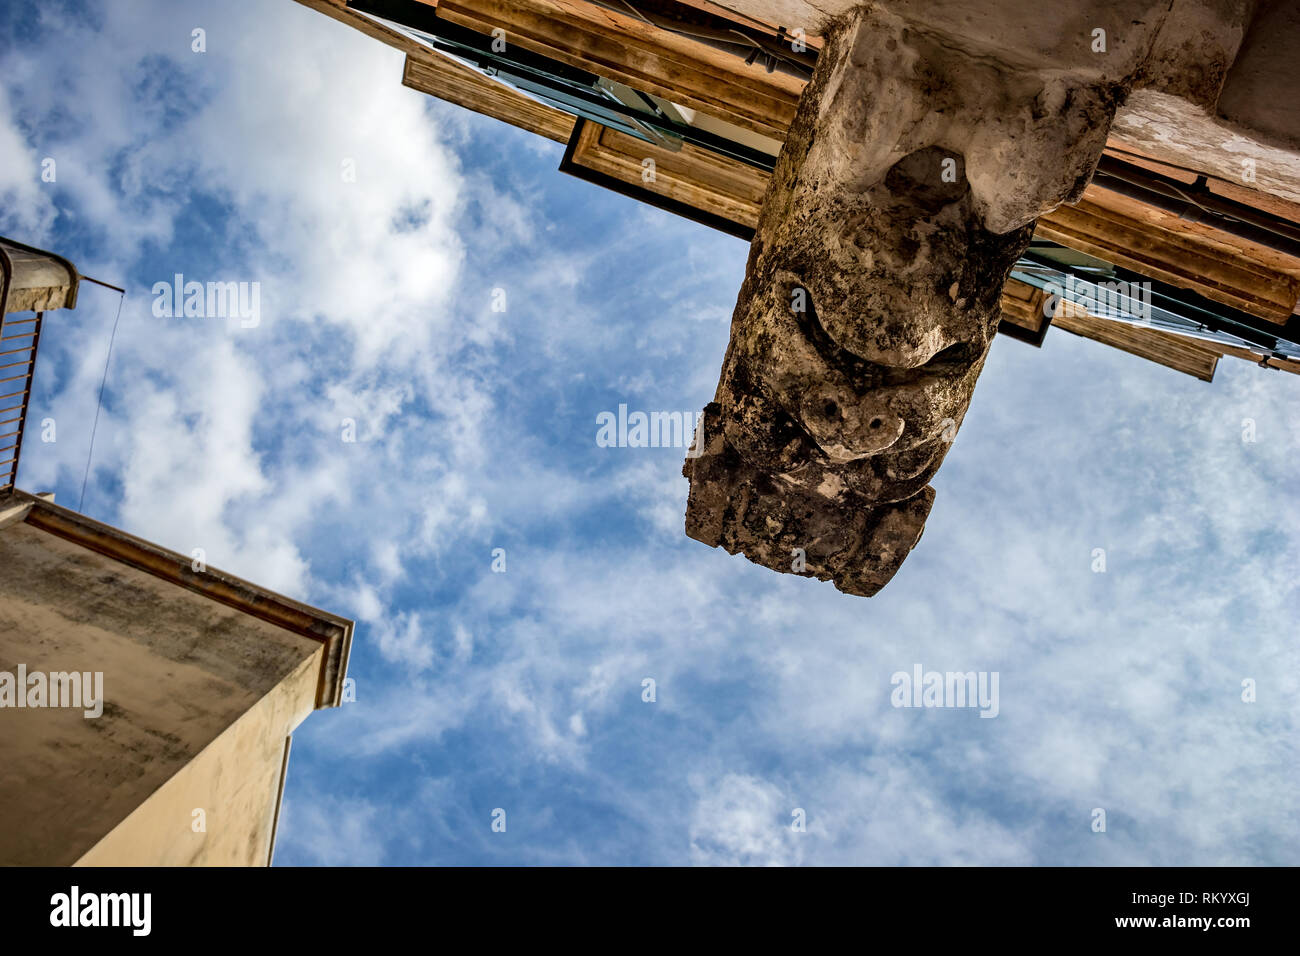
[{"xmin": 0, "ymin": 310, "xmax": 43, "ymax": 495}]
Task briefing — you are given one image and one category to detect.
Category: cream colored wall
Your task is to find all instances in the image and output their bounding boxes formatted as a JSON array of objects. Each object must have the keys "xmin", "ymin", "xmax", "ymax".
[
  {"xmin": 75, "ymin": 648, "xmax": 321, "ymax": 866},
  {"xmin": 0, "ymin": 522, "xmax": 322, "ymax": 865}
]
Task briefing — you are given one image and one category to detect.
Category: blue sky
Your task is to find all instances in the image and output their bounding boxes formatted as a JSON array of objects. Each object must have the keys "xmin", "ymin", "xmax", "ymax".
[{"xmin": 2, "ymin": 0, "xmax": 1296, "ymax": 865}]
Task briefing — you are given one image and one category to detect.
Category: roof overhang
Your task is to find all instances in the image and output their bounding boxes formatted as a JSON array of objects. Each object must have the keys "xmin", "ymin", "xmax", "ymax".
[
  {"xmin": 0, "ymin": 238, "xmax": 80, "ymax": 315},
  {"xmin": 1, "ymin": 489, "xmax": 353, "ymax": 709}
]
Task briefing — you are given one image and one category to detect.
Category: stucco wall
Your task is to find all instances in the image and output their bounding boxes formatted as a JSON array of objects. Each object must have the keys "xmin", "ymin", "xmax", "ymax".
[
  {"xmin": 0, "ymin": 521, "xmax": 322, "ymax": 865},
  {"xmin": 75, "ymin": 649, "xmax": 320, "ymax": 866}
]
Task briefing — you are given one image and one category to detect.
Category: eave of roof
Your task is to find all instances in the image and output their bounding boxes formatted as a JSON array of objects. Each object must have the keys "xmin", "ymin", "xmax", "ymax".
[{"xmin": 2, "ymin": 489, "xmax": 353, "ymax": 709}]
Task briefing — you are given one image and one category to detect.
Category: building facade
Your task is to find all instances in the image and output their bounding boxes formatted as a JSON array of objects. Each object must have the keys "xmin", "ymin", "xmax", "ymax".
[{"xmin": 299, "ymin": 0, "xmax": 1300, "ymax": 381}]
